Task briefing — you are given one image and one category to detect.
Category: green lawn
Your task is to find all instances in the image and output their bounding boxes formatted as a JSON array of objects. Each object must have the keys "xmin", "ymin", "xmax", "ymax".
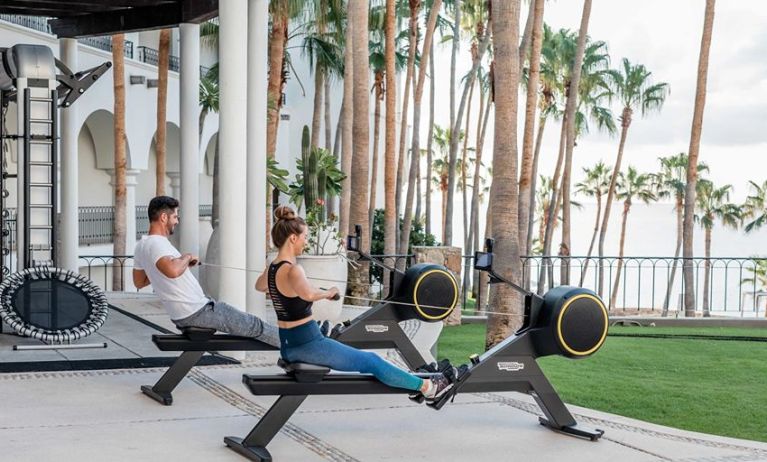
[{"xmin": 437, "ymin": 323, "xmax": 767, "ymax": 442}]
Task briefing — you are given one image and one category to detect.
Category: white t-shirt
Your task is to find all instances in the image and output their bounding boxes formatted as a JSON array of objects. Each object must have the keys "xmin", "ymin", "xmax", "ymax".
[{"xmin": 134, "ymin": 235, "xmax": 209, "ymax": 320}]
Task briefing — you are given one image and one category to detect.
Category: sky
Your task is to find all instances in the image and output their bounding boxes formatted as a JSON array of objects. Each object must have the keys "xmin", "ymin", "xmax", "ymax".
[{"xmin": 427, "ymin": 0, "xmax": 767, "ymax": 204}]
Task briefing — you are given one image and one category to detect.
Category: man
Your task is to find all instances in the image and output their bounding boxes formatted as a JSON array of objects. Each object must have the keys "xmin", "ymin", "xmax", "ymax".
[{"xmin": 133, "ymin": 196, "xmax": 279, "ymax": 346}]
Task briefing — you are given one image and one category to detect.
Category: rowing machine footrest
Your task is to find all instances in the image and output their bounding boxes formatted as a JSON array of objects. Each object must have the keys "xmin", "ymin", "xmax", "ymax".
[
  {"xmin": 277, "ymin": 359, "xmax": 331, "ymax": 383},
  {"xmin": 180, "ymin": 327, "xmax": 217, "ymax": 341}
]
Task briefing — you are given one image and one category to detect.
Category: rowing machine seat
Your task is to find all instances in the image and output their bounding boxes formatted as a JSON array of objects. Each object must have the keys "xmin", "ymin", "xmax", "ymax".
[
  {"xmin": 277, "ymin": 358, "xmax": 331, "ymax": 383},
  {"xmin": 180, "ymin": 326, "xmax": 216, "ymax": 341}
]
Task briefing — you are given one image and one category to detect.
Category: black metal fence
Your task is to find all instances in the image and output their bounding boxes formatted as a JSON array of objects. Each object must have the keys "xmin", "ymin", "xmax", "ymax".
[
  {"xmin": 78, "ymin": 255, "xmax": 134, "ymax": 292},
  {"xmin": 137, "ymin": 46, "xmax": 180, "ymax": 72}
]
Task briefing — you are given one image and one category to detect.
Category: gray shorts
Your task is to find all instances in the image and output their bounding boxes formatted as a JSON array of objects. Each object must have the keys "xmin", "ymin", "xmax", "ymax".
[{"xmin": 173, "ymin": 300, "xmax": 280, "ymax": 347}]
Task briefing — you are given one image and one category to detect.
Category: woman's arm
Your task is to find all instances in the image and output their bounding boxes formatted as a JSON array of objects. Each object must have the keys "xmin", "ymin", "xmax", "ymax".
[
  {"xmin": 255, "ymin": 270, "xmax": 268, "ymax": 292},
  {"xmin": 288, "ymin": 265, "xmax": 338, "ymax": 301}
]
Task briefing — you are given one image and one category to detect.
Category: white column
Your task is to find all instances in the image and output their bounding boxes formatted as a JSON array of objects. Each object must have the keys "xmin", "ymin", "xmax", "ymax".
[
  {"xmin": 218, "ymin": 0, "xmax": 249, "ymax": 309},
  {"xmin": 247, "ymin": 0, "xmax": 269, "ymax": 318},
  {"xmin": 109, "ymin": 169, "xmax": 140, "ymax": 254},
  {"xmin": 59, "ymin": 39, "xmax": 79, "ymax": 271},
  {"xmin": 167, "ymin": 172, "xmax": 182, "ymax": 199},
  {"xmin": 179, "ymin": 23, "xmax": 200, "ymax": 269}
]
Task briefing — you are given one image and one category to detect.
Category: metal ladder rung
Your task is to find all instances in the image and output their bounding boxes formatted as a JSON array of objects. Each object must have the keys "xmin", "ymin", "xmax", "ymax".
[
  {"xmin": 29, "ymin": 183, "xmax": 53, "ymax": 188},
  {"xmin": 29, "ymin": 205, "xmax": 53, "ymax": 209},
  {"xmin": 29, "ymin": 140, "xmax": 53, "ymax": 145},
  {"xmin": 29, "ymin": 97, "xmax": 53, "ymax": 102},
  {"xmin": 28, "ymin": 225, "xmax": 53, "ymax": 230},
  {"xmin": 29, "ymin": 119, "xmax": 53, "ymax": 125},
  {"xmin": 29, "ymin": 161, "xmax": 53, "ymax": 166}
]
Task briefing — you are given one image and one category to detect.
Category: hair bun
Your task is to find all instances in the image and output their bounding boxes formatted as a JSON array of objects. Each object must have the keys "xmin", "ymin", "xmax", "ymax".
[{"xmin": 274, "ymin": 205, "xmax": 296, "ymax": 221}]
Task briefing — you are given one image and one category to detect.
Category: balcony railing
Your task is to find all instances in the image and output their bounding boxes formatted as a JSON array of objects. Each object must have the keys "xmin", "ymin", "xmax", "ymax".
[
  {"xmin": 137, "ymin": 46, "xmax": 180, "ymax": 72},
  {"xmin": 78, "ymin": 35, "xmax": 134, "ymax": 59}
]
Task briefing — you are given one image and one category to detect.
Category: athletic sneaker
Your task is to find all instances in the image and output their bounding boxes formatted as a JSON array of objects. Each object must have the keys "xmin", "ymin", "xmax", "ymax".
[{"xmin": 422, "ymin": 373, "xmax": 454, "ymax": 401}]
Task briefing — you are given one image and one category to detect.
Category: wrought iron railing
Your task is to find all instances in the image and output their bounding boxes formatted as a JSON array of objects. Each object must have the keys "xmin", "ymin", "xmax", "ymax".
[
  {"xmin": 78, "ymin": 35, "xmax": 134, "ymax": 59},
  {"xmin": 137, "ymin": 46, "xmax": 180, "ymax": 72},
  {"xmin": 78, "ymin": 255, "xmax": 134, "ymax": 292}
]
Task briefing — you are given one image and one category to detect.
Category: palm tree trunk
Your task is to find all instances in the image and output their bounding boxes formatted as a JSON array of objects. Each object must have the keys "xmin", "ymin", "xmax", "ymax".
[
  {"xmin": 339, "ymin": 16, "xmax": 354, "ymax": 236},
  {"xmin": 526, "ymin": 114, "xmax": 547, "ymax": 256},
  {"xmin": 610, "ymin": 201, "xmax": 630, "ymax": 309},
  {"xmin": 348, "ymin": 0, "xmax": 371, "ymax": 301},
  {"xmin": 537, "ymin": 114, "xmax": 567, "ymax": 292},
  {"xmin": 471, "ymin": 95, "xmax": 492, "ymax": 297},
  {"xmin": 425, "ymin": 39, "xmax": 436, "ymax": 237},
  {"xmin": 446, "ymin": 30, "xmax": 491, "ymax": 246},
  {"xmin": 662, "ymin": 197, "xmax": 683, "ymax": 316},
  {"xmin": 517, "ymin": 0, "xmax": 544, "ymax": 276},
  {"xmin": 369, "ymin": 79, "xmax": 382, "ymax": 238},
  {"xmin": 560, "ymin": 0, "xmax": 593, "ymax": 287},
  {"xmin": 683, "ymin": 0, "xmax": 715, "ymax": 317},
  {"xmin": 486, "ymin": 0, "xmax": 523, "ymax": 349},
  {"xmin": 400, "ymin": 1, "xmax": 441, "ymax": 260},
  {"xmin": 518, "ymin": 0, "xmax": 536, "ymax": 74},
  {"xmin": 155, "ymin": 28, "xmax": 170, "ymax": 196},
  {"xmin": 396, "ymin": 3, "xmax": 419, "ymax": 228},
  {"xmin": 383, "ymin": 0, "xmax": 397, "ymax": 295},
  {"xmin": 598, "ymin": 108, "xmax": 632, "ymax": 297},
  {"xmin": 266, "ymin": 13, "xmax": 288, "ymax": 237},
  {"xmin": 703, "ymin": 226, "xmax": 712, "ymax": 316},
  {"xmin": 324, "ymin": 72, "xmax": 332, "ymax": 150},
  {"xmin": 311, "ymin": 65, "xmax": 324, "ymax": 148},
  {"xmin": 112, "ymin": 34, "xmax": 127, "ymax": 291},
  {"xmin": 461, "ymin": 81, "xmax": 475, "ymax": 249},
  {"xmin": 415, "ymin": 149, "xmax": 422, "ymax": 224},
  {"xmin": 579, "ymin": 192, "xmax": 602, "ymax": 286}
]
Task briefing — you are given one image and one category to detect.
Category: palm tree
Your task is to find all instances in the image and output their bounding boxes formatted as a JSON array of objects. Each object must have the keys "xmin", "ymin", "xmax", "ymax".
[
  {"xmin": 400, "ymin": 1, "xmax": 443, "ymax": 259},
  {"xmin": 112, "ymin": 34, "xmax": 127, "ymax": 291},
  {"xmin": 486, "ymin": 0, "xmax": 523, "ymax": 348},
  {"xmin": 682, "ymin": 0, "xmax": 715, "ymax": 317},
  {"xmin": 349, "ymin": 0, "xmax": 370, "ymax": 260},
  {"xmin": 155, "ymin": 28, "xmax": 171, "ymax": 196},
  {"xmin": 339, "ymin": 1, "xmax": 354, "ymax": 236},
  {"xmin": 609, "ymin": 167, "xmax": 656, "ymax": 309},
  {"xmin": 653, "ymin": 153, "xmax": 708, "ymax": 316},
  {"xmin": 517, "ymin": 0, "xmax": 544, "ymax": 265},
  {"xmin": 741, "ymin": 259, "xmax": 767, "ymax": 317},
  {"xmin": 575, "ymin": 161, "xmax": 611, "ymax": 285},
  {"xmin": 597, "ymin": 57, "xmax": 669, "ymax": 297},
  {"xmin": 695, "ymin": 180, "xmax": 741, "ymax": 316},
  {"xmin": 383, "ymin": 0, "xmax": 398, "ymax": 292},
  {"xmin": 199, "ymin": 75, "xmax": 220, "ymax": 228},
  {"xmin": 743, "ymin": 180, "xmax": 767, "ymax": 232}
]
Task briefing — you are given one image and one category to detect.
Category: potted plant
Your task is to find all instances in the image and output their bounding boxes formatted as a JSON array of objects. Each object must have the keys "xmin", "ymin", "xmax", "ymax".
[{"xmin": 285, "ymin": 126, "xmax": 348, "ymax": 321}]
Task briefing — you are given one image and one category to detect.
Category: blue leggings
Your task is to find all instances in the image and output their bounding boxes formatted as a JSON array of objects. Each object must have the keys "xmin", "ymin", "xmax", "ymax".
[{"xmin": 279, "ymin": 321, "xmax": 424, "ymax": 391}]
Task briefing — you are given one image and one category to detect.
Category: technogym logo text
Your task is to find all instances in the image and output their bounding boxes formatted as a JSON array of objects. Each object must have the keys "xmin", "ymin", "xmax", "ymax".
[
  {"xmin": 365, "ymin": 324, "xmax": 389, "ymax": 333},
  {"xmin": 496, "ymin": 361, "xmax": 525, "ymax": 372}
]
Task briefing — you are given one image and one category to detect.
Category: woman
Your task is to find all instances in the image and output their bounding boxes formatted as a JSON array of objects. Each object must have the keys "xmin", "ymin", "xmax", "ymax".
[{"xmin": 256, "ymin": 205, "xmax": 453, "ymax": 401}]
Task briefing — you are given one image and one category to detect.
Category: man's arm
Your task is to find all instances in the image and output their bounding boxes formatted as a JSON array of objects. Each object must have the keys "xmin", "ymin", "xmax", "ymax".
[
  {"xmin": 155, "ymin": 253, "xmax": 198, "ymax": 279},
  {"xmin": 133, "ymin": 269, "xmax": 150, "ymax": 289}
]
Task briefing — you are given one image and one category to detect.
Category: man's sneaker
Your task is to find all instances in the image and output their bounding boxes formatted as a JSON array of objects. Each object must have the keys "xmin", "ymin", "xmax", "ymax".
[{"xmin": 422, "ymin": 373, "xmax": 454, "ymax": 401}]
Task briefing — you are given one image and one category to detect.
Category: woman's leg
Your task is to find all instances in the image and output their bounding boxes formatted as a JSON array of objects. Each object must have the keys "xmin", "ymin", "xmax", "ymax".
[{"xmin": 285, "ymin": 337, "xmax": 424, "ymax": 391}]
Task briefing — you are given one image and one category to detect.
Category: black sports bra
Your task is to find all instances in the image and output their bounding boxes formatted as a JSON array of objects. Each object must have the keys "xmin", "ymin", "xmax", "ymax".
[{"xmin": 267, "ymin": 261, "xmax": 313, "ymax": 322}]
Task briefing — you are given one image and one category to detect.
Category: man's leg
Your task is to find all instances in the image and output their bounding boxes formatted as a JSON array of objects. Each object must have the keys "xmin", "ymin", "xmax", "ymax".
[{"xmin": 202, "ymin": 301, "xmax": 280, "ymax": 347}]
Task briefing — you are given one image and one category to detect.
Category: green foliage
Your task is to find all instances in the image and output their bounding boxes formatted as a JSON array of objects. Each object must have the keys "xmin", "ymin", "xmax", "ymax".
[
  {"xmin": 288, "ymin": 125, "xmax": 346, "ymax": 218},
  {"xmin": 370, "ymin": 209, "xmax": 439, "ymax": 284}
]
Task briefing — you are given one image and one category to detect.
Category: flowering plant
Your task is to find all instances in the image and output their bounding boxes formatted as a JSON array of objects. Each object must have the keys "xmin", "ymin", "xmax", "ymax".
[{"xmin": 304, "ymin": 199, "xmax": 344, "ymax": 256}]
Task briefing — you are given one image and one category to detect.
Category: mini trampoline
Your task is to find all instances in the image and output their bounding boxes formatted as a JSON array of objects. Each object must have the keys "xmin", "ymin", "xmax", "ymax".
[{"xmin": 0, "ymin": 267, "xmax": 108, "ymax": 343}]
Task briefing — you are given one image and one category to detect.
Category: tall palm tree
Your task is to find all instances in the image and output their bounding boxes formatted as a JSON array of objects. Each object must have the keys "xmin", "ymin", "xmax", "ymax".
[
  {"xmin": 339, "ymin": 1, "xmax": 354, "ymax": 236},
  {"xmin": 653, "ymin": 153, "xmax": 708, "ymax": 316},
  {"xmin": 486, "ymin": 0, "xmax": 523, "ymax": 348},
  {"xmin": 400, "ymin": 0, "xmax": 444, "ymax": 259},
  {"xmin": 741, "ymin": 259, "xmax": 767, "ymax": 317},
  {"xmin": 597, "ymin": 57, "xmax": 669, "ymax": 297},
  {"xmin": 395, "ymin": 0, "xmax": 421, "ymax": 226},
  {"xmin": 683, "ymin": 0, "xmax": 716, "ymax": 317},
  {"xmin": 517, "ymin": 0, "xmax": 544, "ymax": 264},
  {"xmin": 743, "ymin": 180, "xmax": 767, "ymax": 233},
  {"xmin": 609, "ymin": 167, "xmax": 656, "ymax": 309},
  {"xmin": 575, "ymin": 161, "xmax": 611, "ymax": 285},
  {"xmin": 383, "ymin": 0, "xmax": 398, "ymax": 292},
  {"xmin": 155, "ymin": 29, "xmax": 171, "ymax": 196},
  {"xmin": 349, "ymin": 0, "xmax": 370, "ymax": 254},
  {"xmin": 431, "ymin": 125, "xmax": 458, "ymax": 239},
  {"xmin": 112, "ymin": 34, "xmax": 127, "ymax": 291},
  {"xmin": 695, "ymin": 180, "xmax": 741, "ymax": 316},
  {"xmin": 199, "ymin": 75, "xmax": 220, "ymax": 228}
]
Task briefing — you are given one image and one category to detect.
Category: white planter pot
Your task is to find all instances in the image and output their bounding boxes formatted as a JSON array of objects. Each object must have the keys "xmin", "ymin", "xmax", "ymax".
[{"xmin": 296, "ymin": 254, "xmax": 348, "ymax": 322}]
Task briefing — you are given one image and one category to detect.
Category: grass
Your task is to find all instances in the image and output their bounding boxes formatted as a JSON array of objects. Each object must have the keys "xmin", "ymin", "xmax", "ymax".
[{"xmin": 437, "ymin": 323, "xmax": 767, "ymax": 442}]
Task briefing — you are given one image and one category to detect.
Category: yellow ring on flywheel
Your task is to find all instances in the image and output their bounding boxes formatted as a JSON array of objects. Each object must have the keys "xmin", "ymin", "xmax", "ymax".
[
  {"xmin": 556, "ymin": 293, "xmax": 608, "ymax": 356},
  {"xmin": 412, "ymin": 269, "xmax": 458, "ymax": 321}
]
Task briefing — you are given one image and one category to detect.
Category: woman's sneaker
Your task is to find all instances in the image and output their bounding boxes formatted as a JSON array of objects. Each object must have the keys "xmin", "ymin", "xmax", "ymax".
[{"xmin": 422, "ymin": 373, "xmax": 455, "ymax": 401}]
